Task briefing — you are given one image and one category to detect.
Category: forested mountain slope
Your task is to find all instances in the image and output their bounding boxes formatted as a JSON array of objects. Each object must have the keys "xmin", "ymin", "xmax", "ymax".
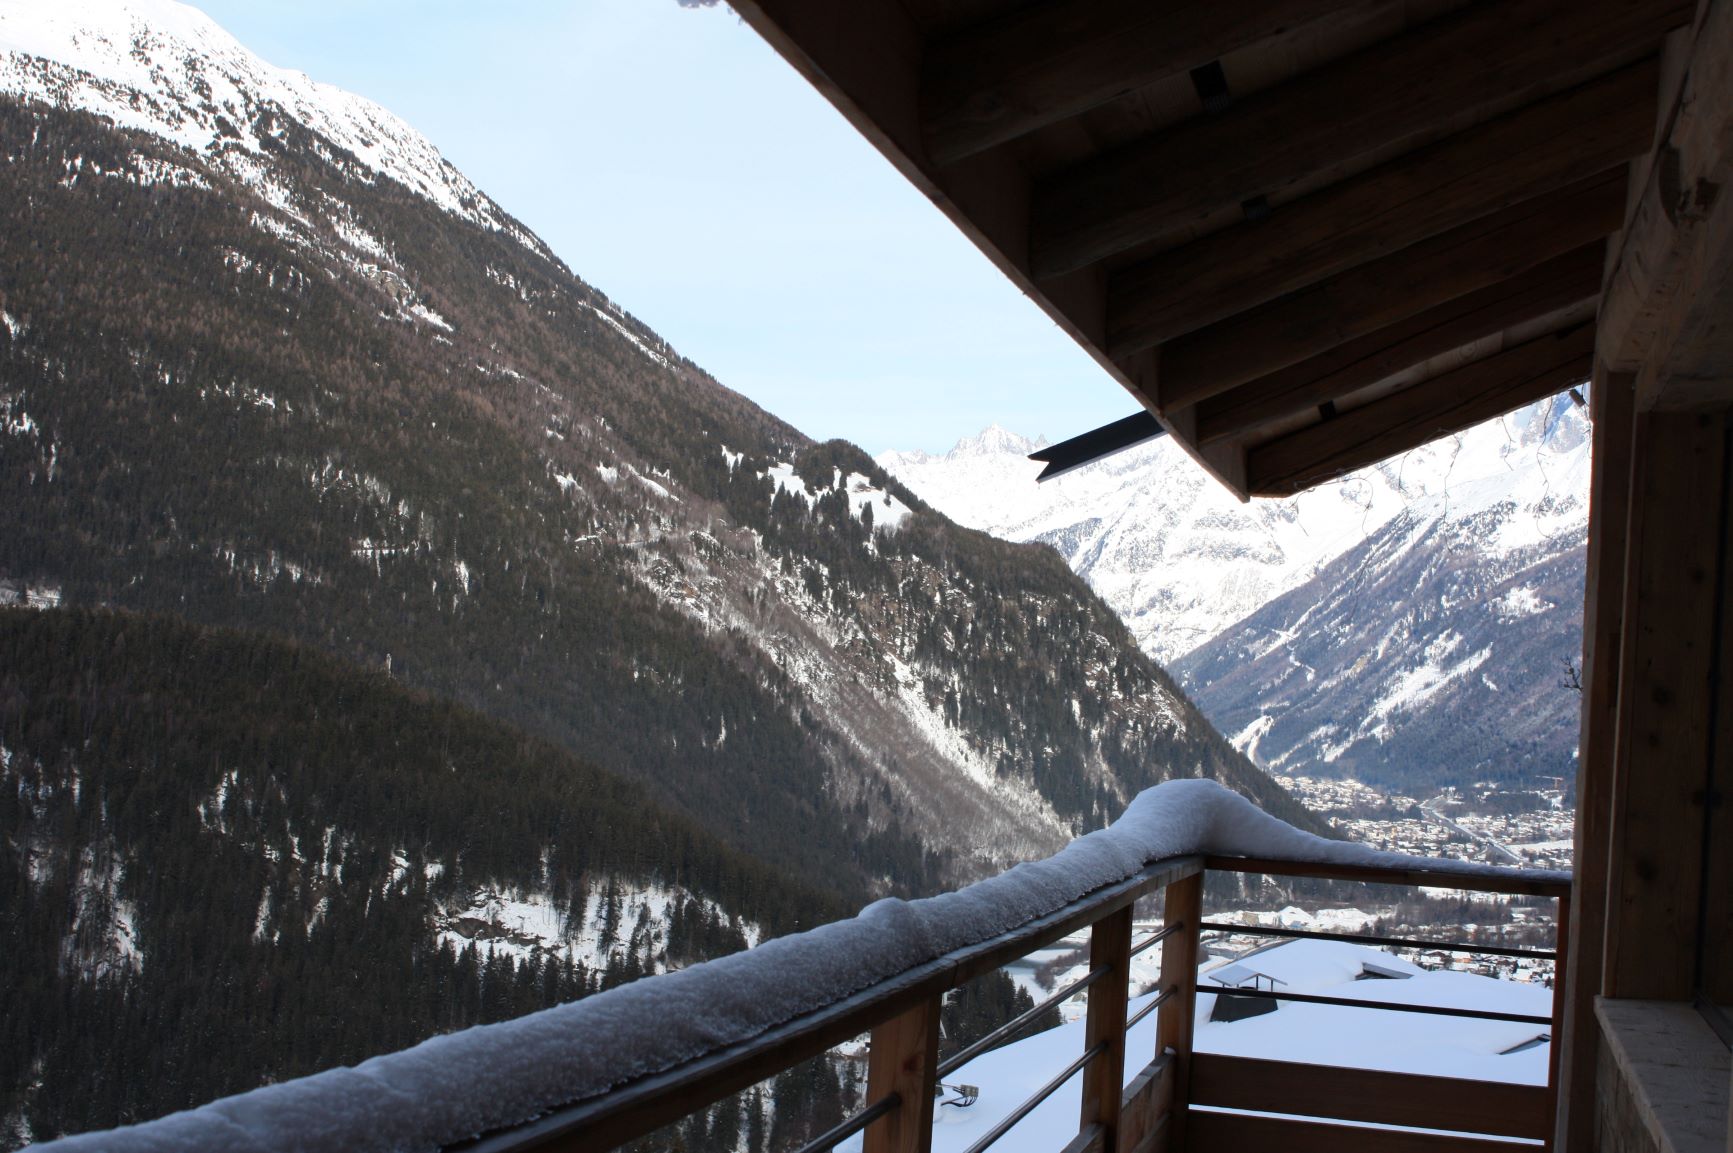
[
  {"xmin": 0, "ymin": 608, "xmax": 842, "ymax": 1144},
  {"xmin": 0, "ymin": 1, "xmax": 1309, "ymax": 900}
]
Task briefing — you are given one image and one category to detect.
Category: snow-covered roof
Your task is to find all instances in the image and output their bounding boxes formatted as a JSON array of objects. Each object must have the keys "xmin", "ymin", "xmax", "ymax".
[{"xmin": 1205, "ymin": 963, "xmax": 1286, "ymax": 989}]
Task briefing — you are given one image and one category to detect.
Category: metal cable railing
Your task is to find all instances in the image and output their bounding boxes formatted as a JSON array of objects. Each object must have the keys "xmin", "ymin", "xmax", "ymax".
[
  {"xmin": 937, "ymin": 963, "xmax": 1108, "ymax": 1078},
  {"xmin": 1130, "ymin": 919, "xmax": 1184, "ymax": 958},
  {"xmin": 787, "ymin": 1091, "xmax": 901, "ymax": 1153},
  {"xmin": 1124, "ymin": 984, "xmax": 1175, "ymax": 1031},
  {"xmin": 958, "ymin": 1041, "xmax": 1108, "ymax": 1153},
  {"xmin": 1198, "ymin": 919, "xmax": 1558, "ymax": 960},
  {"xmin": 1205, "ymin": 985, "xmax": 1554, "ymax": 1025}
]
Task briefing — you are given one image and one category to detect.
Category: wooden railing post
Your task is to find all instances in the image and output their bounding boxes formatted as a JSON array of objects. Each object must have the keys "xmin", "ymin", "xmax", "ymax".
[
  {"xmin": 1545, "ymin": 889, "xmax": 1571, "ymax": 1152},
  {"xmin": 863, "ymin": 993, "xmax": 941, "ymax": 1153},
  {"xmin": 1156, "ymin": 872, "xmax": 1202, "ymax": 1150},
  {"xmin": 1080, "ymin": 904, "xmax": 1134, "ymax": 1150}
]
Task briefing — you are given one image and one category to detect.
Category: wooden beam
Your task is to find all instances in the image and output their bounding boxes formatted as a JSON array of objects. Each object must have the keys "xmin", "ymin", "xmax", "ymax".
[
  {"xmin": 863, "ymin": 994, "xmax": 941, "ymax": 1153},
  {"xmin": 1107, "ymin": 61, "xmax": 1658, "ymax": 357},
  {"xmin": 1246, "ymin": 324, "xmax": 1595, "ymax": 496},
  {"xmin": 1030, "ymin": 0, "xmax": 1689, "ymax": 278},
  {"xmin": 1184, "ymin": 1111, "xmax": 1541, "ymax": 1153},
  {"xmin": 1158, "ymin": 168, "xmax": 1625, "ymax": 414},
  {"xmin": 1192, "ymin": 244, "xmax": 1606, "ymax": 446},
  {"xmin": 1155, "ymin": 873, "xmax": 1202, "ymax": 1150},
  {"xmin": 1057, "ymin": 1124, "xmax": 1105, "ymax": 1153},
  {"xmin": 1598, "ymin": 0, "xmax": 1733, "ymax": 411},
  {"xmin": 920, "ymin": 0, "xmax": 1369, "ymax": 166},
  {"xmin": 1554, "ymin": 370, "xmax": 1635, "ymax": 1142},
  {"xmin": 1079, "ymin": 906, "xmax": 1133, "ymax": 1151},
  {"xmin": 1602, "ymin": 410, "xmax": 1727, "ymax": 1000},
  {"xmin": 1706, "ymin": 451, "xmax": 1733, "ymax": 1025},
  {"xmin": 1190, "ymin": 1054, "xmax": 1551, "ymax": 1139},
  {"xmin": 1552, "ymin": 368, "xmax": 1636, "ymax": 1152}
]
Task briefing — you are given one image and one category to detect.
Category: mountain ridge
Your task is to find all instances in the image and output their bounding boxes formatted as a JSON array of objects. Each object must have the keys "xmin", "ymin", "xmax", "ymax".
[{"xmin": 881, "ymin": 397, "xmax": 1590, "ymax": 793}]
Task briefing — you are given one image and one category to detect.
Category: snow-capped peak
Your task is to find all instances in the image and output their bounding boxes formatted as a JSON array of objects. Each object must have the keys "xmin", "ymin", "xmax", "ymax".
[
  {"xmin": 0, "ymin": 0, "xmax": 543, "ymax": 252},
  {"xmin": 951, "ymin": 423, "xmax": 1042, "ymax": 457},
  {"xmin": 882, "ymin": 396, "xmax": 1591, "ymax": 664}
]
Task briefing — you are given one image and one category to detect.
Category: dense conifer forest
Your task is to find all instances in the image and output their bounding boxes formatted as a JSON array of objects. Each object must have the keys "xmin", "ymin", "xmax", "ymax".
[{"xmin": 0, "ymin": 608, "xmax": 851, "ymax": 1143}]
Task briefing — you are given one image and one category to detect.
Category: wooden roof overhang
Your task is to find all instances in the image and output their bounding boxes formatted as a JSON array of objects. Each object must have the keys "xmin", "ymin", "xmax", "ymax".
[{"xmin": 731, "ymin": 0, "xmax": 1703, "ymax": 500}]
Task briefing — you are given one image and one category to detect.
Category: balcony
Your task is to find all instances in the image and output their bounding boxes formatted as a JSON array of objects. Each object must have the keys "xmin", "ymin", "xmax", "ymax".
[
  {"xmin": 466, "ymin": 857, "xmax": 1568, "ymax": 1153},
  {"xmin": 50, "ymin": 780, "xmax": 1575, "ymax": 1153}
]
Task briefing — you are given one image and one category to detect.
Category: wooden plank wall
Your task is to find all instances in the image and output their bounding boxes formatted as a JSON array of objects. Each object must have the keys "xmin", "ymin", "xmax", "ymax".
[
  {"xmin": 1185, "ymin": 1110, "xmax": 1540, "ymax": 1153},
  {"xmin": 1119, "ymin": 1056, "xmax": 1174, "ymax": 1153},
  {"xmin": 1189, "ymin": 1054, "xmax": 1551, "ymax": 1139}
]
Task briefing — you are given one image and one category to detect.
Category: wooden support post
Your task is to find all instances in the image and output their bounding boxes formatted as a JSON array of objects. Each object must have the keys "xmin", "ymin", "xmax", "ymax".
[
  {"xmin": 1553, "ymin": 365, "xmax": 1635, "ymax": 1151},
  {"xmin": 1545, "ymin": 890, "xmax": 1570, "ymax": 1152},
  {"xmin": 1156, "ymin": 873, "xmax": 1202, "ymax": 1149},
  {"xmin": 864, "ymin": 994, "xmax": 942, "ymax": 1153},
  {"xmin": 1080, "ymin": 905, "xmax": 1133, "ymax": 1150},
  {"xmin": 1603, "ymin": 410, "xmax": 1728, "ymax": 1000}
]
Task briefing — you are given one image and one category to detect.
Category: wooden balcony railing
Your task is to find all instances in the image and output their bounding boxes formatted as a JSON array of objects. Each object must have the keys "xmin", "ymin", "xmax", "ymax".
[{"xmin": 458, "ymin": 853, "xmax": 1571, "ymax": 1153}]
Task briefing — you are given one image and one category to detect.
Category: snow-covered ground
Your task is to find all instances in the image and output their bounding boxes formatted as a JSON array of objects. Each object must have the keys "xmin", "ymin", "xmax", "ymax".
[{"xmin": 842, "ymin": 938, "xmax": 1552, "ymax": 1153}]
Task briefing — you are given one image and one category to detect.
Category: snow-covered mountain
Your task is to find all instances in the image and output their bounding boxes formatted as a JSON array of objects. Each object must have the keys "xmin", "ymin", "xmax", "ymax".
[
  {"xmin": 881, "ymin": 396, "xmax": 1590, "ymax": 791},
  {"xmin": 0, "ymin": 0, "xmax": 1310, "ymax": 900},
  {"xmin": 0, "ymin": 0, "xmax": 546, "ymax": 256}
]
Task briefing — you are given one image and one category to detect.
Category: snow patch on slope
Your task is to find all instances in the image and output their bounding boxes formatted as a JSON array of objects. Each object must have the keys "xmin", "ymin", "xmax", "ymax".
[{"xmin": 434, "ymin": 878, "xmax": 755, "ymax": 969}]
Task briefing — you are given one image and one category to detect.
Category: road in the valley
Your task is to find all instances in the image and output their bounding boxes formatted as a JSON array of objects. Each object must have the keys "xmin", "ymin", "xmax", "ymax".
[{"xmin": 1419, "ymin": 794, "xmax": 1523, "ymax": 866}]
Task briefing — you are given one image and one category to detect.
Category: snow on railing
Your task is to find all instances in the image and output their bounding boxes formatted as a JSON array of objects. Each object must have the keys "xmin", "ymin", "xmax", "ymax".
[{"xmin": 38, "ymin": 780, "xmax": 1567, "ymax": 1153}]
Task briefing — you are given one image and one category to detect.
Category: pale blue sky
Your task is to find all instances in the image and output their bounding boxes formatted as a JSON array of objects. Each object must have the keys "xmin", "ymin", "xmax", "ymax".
[{"xmin": 191, "ymin": 0, "xmax": 1131, "ymax": 455}]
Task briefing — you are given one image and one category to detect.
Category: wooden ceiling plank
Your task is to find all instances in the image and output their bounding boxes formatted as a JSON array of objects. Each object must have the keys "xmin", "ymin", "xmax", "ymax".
[
  {"xmin": 921, "ymin": 0, "xmax": 1370, "ymax": 167},
  {"xmin": 1246, "ymin": 325, "xmax": 1595, "ymax": 496},
  {"xmin": 1156, "ymin": 168, "xmax": 1625, "ymax": 413},
  {"xmin": 1193, "ymin": 243, "xmax": 1606, "ymax": 445},
  {"xmin": 1106, "ymin": 60, "xmax": 1658, "ymax": 358},
  {"xmin": 1030, "ymin": 0, "xmax": 1691, "ymax": 279}
]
